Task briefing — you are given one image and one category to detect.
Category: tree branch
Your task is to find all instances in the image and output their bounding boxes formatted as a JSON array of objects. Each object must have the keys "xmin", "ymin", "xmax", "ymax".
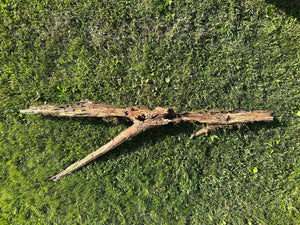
[
  {"xmin": 48, "ymin": 124, "xmax": 145, "ymax": 181},
  {"xmin": 20, "ymin": 101, "xmax": 273, "ymax": 181}
]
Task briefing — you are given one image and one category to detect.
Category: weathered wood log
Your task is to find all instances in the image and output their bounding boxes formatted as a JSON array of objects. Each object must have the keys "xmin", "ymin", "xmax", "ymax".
[{"xmin": 20, "ymin": 101, "xmax": 273, "ymax": 181}]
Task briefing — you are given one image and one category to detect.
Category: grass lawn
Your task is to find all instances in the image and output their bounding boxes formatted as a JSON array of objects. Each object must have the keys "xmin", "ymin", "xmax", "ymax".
[{"xmin": 0, "ymin": 0, "xmax": 299, "ymax": 224}]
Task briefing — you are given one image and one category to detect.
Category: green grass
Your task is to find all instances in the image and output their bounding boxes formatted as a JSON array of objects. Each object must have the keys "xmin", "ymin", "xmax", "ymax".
[{"xmin": 1, "ymin": 0, "xmax": 299, "ymax": 224}]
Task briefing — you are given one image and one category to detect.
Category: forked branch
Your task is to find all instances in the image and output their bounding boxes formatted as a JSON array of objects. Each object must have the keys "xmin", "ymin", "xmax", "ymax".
[{"xmin": 20, "ymin": 101, "xmax": 273, "ymax": 181}]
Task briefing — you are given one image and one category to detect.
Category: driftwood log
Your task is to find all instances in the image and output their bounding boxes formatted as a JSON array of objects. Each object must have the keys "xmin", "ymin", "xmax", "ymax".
[{"xmin": 20, "ymin": 101, "xmax": 273, "ymax": 181}]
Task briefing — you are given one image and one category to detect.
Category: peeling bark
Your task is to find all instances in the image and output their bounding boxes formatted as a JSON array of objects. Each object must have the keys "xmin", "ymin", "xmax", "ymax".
[{"xmin": 20, "ymin": 101, "xmax": 273, "ymax": 181}]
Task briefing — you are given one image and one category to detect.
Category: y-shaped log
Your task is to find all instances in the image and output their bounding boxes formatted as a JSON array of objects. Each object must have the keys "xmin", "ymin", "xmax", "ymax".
[{"xmin": 20, "ymin": 101, "xmax": 273, "ymax": 181}]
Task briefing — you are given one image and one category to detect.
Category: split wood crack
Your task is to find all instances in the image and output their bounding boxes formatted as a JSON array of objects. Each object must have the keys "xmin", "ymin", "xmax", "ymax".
[{"xmin": 20, "ymin": 101, "xmax": 273, "ymax": 181}]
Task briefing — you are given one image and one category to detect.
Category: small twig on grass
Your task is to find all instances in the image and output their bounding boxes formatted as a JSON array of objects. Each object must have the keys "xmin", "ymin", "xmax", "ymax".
[
  {"xmin": 189, "ymin": 124, "xmax": 232, "ymax": 139},
  {"xmin": 20, "ymin": 101, "xmax": 273, "ymax": 181}
]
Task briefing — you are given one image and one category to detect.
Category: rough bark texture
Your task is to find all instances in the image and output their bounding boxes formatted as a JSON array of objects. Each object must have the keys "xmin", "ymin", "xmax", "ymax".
[{"xmin": 20, "ymin": 101, "xmax": 273, "ymax": 181}]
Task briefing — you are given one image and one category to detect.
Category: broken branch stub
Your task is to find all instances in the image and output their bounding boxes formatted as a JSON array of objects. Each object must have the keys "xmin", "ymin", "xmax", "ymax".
[{"xmin": 20, "ymin": 101, "xmax": 273, "ymax": 181}]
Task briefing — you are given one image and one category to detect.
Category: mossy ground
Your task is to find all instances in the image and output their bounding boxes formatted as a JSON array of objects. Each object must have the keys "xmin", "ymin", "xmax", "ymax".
[{"xmin": 0, "ymin": 0, "xmax": 299, "ymax": 224}]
